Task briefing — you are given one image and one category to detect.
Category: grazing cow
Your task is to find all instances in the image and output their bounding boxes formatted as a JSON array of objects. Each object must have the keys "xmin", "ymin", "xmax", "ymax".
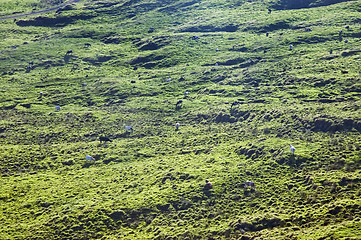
[
  {"xmin": 99, "ymin": 136, "xmax": 112, "ymax": 143},
  {"xmin": 125, "ymin": 126, "xmax": 133, "ymax": 132},
  {"xmin": 290, "ymin": 144, "xmax": 296, "ymax": 155},
  {"xmin": 268, "ymin": 8, "xmax": 272, "ymax": 14},
  {"xmin": 266, "ymin": 32, "xmax": 269, "ymax": 37},
  {"xmin": 244, "ymin": 181, "xmax": 255, "ymax": 190},
  {"xmin": 86, "ymin": 155, "xmax": 96, "ymax": 161},
  {"xmin": 289, "ymin": 44, "xmax": 293, "ymax": 50},
  {"xmin": 176, "ymin": 100, "xmax": 183, "ymax": 107},
  {"xmin": 55, "ymin": 105, "xmax": 61, "ymax": 111},
  {"xmin": 184, "ymin": 91, "xmax": 189, "ymax": 96},
  {"xmin": 205, "ymin": 179, "xmax": 213, "ymax": 189},
  {"xmin": 344, "ymin": 39, "xmax": 348, "ymax": 43},
  {"xmin": 175, "ymin": 122, "xmax": 180, "ymax": 131},
  {"xmin": 345, "ymin": 25, "xmax": 350, "ymax": 30},
  {"xmin": 66, "ymin": 50, "xmax": 73, "ymax": 54}
]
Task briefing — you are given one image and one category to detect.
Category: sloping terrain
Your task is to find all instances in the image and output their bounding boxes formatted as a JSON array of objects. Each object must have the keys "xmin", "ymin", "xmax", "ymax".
[{"xmin": 1, "ymin": 0, "xmax": 361, "ymax": 239}]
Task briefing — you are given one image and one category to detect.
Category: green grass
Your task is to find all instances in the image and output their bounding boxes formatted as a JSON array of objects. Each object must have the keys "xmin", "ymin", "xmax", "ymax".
[
  {"xmin": 0, "ymin": 0, "xmax": 66, "ymax": 17},
  {"xmin": 1, "ymin": 0, "xmax": 361, "ymax": 239}
]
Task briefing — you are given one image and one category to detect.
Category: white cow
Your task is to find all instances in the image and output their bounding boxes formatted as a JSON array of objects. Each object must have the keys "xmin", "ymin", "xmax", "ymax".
[
  {"xmin": 125, "ymin": 126, "xmax": 133, "ymax": 132},
  {"xmin": 290, "ymin": 145, "xmax": 296, "ymax": 155},
  {"xmin": 244, "ymin": 181, "xmax": 256, "ymax": 190},
  {"xmin": 86, "ymin": 155, "xmax": 96, "ymax": 161}
]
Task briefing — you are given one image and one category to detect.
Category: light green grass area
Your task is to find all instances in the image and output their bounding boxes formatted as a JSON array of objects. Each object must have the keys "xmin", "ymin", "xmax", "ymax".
[{"xmin": 1, "ymin": 0, "xmax": 361, "ymax": 239}]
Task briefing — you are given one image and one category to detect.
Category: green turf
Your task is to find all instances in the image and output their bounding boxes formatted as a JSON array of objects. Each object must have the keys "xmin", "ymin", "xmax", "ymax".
[{"xmin": 1, "ymin": 0, "xmax": 361, "ymax": 239}]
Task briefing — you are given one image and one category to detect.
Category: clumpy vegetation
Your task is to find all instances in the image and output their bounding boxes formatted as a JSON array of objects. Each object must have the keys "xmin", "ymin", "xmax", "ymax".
[{"xmin": 1, "ymin": 0, "xmax": 361, "ymax": 239}]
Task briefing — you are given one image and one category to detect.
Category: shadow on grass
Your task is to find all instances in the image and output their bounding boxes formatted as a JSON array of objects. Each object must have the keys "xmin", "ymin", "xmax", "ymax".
[
  {"xmin": 202, "ymin": 187, "xmax": 214, "ymax": 198},
  {"xmin": 276, "ymin": 154, "xmax": 310, "ymax": 168}
]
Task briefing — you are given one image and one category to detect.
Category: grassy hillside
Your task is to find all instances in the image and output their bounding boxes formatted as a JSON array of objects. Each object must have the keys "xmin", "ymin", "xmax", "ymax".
[{"xmin": 1, "ymin": 0, "xmax": 361, "ymax": 239}]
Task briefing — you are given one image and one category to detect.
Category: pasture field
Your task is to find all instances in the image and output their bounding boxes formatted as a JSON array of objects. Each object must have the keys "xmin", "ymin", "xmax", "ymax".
[
  {"xmin": 1, "ymin": 0, "xmax": 361, "ymax": 239},
  {"xmin": 0, "ymin": 0, "xmax": 67, "ymax": 17}
]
